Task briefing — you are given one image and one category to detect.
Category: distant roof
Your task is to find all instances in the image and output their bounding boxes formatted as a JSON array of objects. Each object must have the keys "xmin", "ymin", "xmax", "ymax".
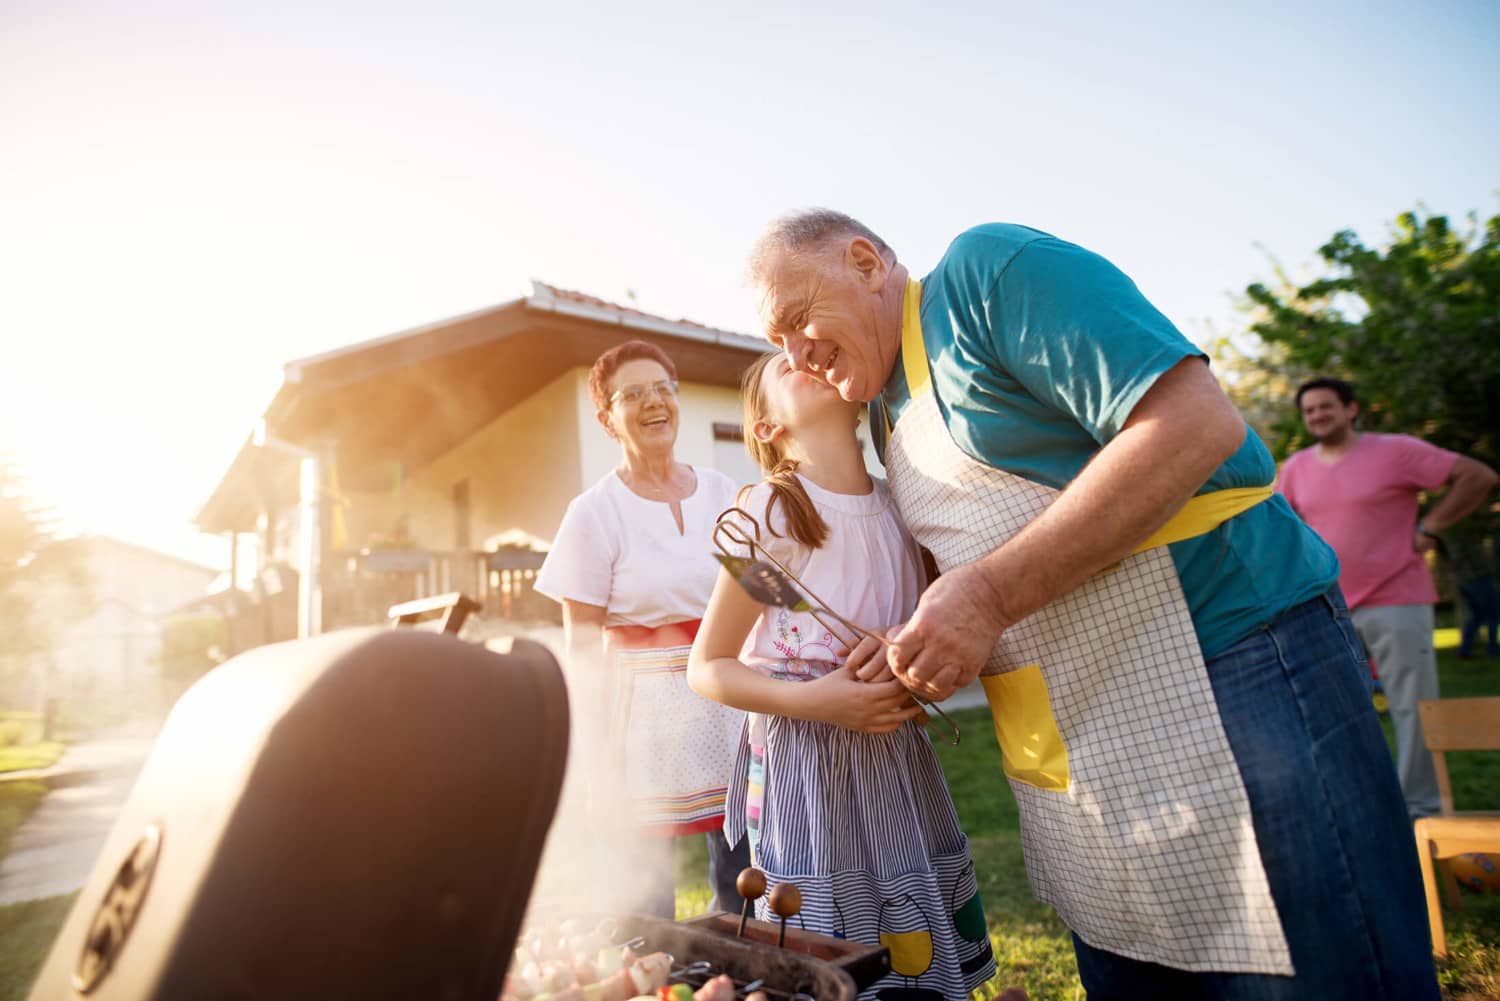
[
  {"xmin": 197, "ymin": 282, "xmax": 767, "ymax": 534},
  {"xmin": 277, "ymin": 282, "xmax": 760, "ymax": 379},
  {"xmin": 50, "ymin": 535, "xmax": 221, "ymax": 577}
]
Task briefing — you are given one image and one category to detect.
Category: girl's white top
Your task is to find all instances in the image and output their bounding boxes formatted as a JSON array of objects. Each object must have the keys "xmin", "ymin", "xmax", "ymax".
[
  {"xmin": 725, "ymin": 474, "xmax": 925, "ymax": 677},
  {"xmin": 536, "ymin": 466, "xmax": 740, "ymax": 627}
]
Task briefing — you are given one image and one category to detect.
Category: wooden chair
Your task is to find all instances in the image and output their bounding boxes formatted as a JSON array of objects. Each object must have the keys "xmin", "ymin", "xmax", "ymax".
[
  {"xmin": 388, "ymin": 592, "xmax": 481, "ymax": 635},
  {"xmin": 1413, "ymin": 696, "xmax": 1500, "ymax": 956}
]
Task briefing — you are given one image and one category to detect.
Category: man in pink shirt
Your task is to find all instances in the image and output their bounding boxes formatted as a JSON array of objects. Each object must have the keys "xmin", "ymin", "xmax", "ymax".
[{"xmin": 1278, "ymin": 377, "xmax": 1498, "ymax": 818}]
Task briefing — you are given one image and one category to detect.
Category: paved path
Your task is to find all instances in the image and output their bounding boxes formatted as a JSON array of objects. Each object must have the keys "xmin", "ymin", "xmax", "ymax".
[{"xmin": 0, "ymin": 731, "xmax": 155, "ymax": 905}]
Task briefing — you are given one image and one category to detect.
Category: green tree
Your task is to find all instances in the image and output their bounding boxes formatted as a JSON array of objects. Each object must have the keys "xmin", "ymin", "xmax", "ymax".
[
  {"xmin": 0, "ymin": 459, "xmax": 53, "ymax": 661},
  {"xmin": 0, "ymin": 460, "xmax": 92, "ymax": 712},
  {"xmin": 158, "ymin": 613, "xmax": 227, "ymax": 707},
  {"xmin": 1235, "ymin": 206, "xmax": 1500, "ymax": 467}
]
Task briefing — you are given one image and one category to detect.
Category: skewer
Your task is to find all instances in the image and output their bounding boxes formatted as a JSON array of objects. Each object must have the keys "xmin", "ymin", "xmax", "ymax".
[
  {"xmin": 735, "ymin": 867, "xmax": 767, "ymax": 938},
  {"xmin": 768, "ymin": 883, "xmax": 801, "ymax": 950}
]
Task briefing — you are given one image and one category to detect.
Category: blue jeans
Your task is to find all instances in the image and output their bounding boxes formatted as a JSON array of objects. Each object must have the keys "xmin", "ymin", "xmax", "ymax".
[
  {"xmin": 1071, "ymin": 589, "xmax": 1439, "ymax": 1001},
  {"xmin": 708, "ymin": 829, "xmax": 753, "ymax": 912},
  {"xmin": 1458, "ymin": 575, "xmax": 1499, "ymax": 658}
]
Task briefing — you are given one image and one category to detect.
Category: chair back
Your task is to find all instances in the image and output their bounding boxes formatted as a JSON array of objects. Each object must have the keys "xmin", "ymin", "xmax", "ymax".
[{"xmin": 1419, "ymin": 697, "xmax": 1500, "ymax": 815}]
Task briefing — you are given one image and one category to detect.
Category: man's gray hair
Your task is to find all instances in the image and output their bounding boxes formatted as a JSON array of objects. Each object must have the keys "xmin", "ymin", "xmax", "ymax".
[{"xmin": 747, "ymin": 209, "xmax": 895, "ymax": 285}]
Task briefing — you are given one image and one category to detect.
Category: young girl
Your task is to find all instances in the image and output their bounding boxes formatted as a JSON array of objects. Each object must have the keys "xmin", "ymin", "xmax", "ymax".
[{"xmin": 688, "ymin": 353, "xmax": 995, "ymax": 1001}]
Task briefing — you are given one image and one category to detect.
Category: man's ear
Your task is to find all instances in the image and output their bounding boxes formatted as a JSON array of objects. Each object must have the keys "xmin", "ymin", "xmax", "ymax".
[
  {"xmin": 752, "ymin": 420, "xmax": 784, "ymax": 444},
  {"xmin": 847, "ymin": 237, "xmax": 889, "ymax": 292},
  {"xmin": 597, "ymin": 408, "xmax": 617, "ymax": 439}
]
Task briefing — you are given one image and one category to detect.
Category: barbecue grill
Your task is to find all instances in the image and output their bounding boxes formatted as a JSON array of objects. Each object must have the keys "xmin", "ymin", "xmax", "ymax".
[{"xmin": 25, "ymin": 594, "xmax": 895, "ymax": 1001}]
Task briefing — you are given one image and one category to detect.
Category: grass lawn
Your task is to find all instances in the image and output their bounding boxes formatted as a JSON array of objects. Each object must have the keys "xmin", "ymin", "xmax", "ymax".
[
  {"xmin": 0, "ymin": 781, "xmax": 49, "ymax": 862},
  {"xmin": 676, "ymin": 640, "xmax": 1500, "ymax": 1000},
  {"xmin": 0, "ymin": 893, "xmax": 74, "ymax": 1001},
  {"xmin": 0, "ymin": 781, "xmax": 69, "ymax": 1001},
  {"xmin": 0, "ymin": 742, "xmax": 64, "ymax": 775}
]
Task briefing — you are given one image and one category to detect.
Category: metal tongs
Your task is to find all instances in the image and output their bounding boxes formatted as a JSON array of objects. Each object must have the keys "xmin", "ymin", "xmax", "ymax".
[{"xmin": 712, "ymin": 508, "xmax": 961, "ymax": 746}]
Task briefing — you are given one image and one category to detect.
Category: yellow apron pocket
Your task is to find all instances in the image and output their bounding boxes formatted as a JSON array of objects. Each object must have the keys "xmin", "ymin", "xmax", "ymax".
[{"xmin": 980, "ymin": 665, "xmax": 1069, "ymax": 791}]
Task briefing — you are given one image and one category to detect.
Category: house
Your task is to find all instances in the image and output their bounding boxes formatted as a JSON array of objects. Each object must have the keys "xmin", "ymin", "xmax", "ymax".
[
  {"xmin": 7, "ymin": 536, "xmax": 220, "ymax": 727},
  {"xmin": 196, "ymin": 282, "xmax": 832, "ymax": 646}
]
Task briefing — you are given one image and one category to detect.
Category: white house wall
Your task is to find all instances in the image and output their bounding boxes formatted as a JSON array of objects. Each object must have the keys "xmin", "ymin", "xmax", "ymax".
[{"xmin": 403, "ymin": 371, "xmax": 585, "ymax": 551}]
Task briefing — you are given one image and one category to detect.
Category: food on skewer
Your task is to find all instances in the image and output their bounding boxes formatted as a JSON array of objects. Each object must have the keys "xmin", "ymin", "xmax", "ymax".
[
  {"xmin": 500, "ymin": 920, "xmax": 767, "ymax": 1001},
  {"xmin": 501, "ymin": 924, "xmax": 662, "ymax": 1001},
  {"xmin": 626, "ymin": 951, "xmax": 672, "ymax": 995},
  {"xmin": 542, "ymin": 961, "xmax": 578, "ymax": 993},
  {"xmin": 690, "ymin": 974, "xmax": 736, "ymax": 1001}
]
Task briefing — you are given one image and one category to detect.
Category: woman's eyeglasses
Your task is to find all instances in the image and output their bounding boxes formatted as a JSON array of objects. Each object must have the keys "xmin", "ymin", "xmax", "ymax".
[{"xmin": 609, "ymin": 379, "xmax": 679, "ymax": 407}]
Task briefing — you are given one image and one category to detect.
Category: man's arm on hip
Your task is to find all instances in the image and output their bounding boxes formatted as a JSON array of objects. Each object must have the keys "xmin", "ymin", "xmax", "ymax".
[{"xmin": 1420, "ymin": 455, "xmax": 1499, "ymax": 535}]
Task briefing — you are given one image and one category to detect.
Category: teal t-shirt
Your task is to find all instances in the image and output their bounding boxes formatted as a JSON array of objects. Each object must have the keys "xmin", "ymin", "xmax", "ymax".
[{"xmin": 872, "ymin": 224, "xmax": 1339, "ymax": 658}]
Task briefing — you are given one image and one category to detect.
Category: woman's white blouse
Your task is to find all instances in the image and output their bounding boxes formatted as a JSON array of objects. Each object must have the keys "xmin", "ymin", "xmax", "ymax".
[{"xmin": 535, "ymin": 467, "xmax": 741, "ymax": 627}]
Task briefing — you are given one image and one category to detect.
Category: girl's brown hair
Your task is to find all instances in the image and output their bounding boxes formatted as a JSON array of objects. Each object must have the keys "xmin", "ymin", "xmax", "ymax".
[{"xmin": 737, "ymin": 353, "xmax": 830, "ymax": 549}]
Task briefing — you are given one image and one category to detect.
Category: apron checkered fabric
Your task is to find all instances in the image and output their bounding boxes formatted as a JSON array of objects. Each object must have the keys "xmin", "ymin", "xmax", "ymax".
[{"xmin": 884, "ymin": 390, "xmax": 1293, "ymax": 974}]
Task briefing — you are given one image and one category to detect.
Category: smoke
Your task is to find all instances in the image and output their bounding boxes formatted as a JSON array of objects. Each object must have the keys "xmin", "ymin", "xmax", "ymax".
[{"xmin": 517, "ymin": 625, "xmax": 686, "ymax": 925}]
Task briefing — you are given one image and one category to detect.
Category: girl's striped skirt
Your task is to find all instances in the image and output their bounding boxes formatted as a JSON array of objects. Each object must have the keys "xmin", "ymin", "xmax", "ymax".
[{"xmin": 724, "ymin": 709, "xmax": 996, "ymax": 1000}]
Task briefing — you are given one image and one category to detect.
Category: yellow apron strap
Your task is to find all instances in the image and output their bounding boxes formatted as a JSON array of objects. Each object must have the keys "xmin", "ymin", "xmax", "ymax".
[
  {"xmin": 1132, "ymin": 482, "xmax": 1275, "ymax": 552},
  {"xmin": 880, "ymin": 277, "xmax": 929, "ymax": 439},
  {"xmin": 901, "ymin": 276, "xmax": 931, "ymax": 400},
  {"xmin": 889, "ymin": 272, "xmax": 1272, "ymax": 546}
]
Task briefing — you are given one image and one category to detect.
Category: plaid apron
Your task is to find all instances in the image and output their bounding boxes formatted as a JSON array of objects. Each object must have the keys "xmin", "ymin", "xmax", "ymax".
[{"xmin": 881, "ymin": 278, "xmax": 1293, "ymax": 974}]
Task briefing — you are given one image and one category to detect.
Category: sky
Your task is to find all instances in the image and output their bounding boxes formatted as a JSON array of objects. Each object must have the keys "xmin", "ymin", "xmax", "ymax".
[{"xmin": 2, "ymin": 0, "xmax": 1496, "ymax": 569}]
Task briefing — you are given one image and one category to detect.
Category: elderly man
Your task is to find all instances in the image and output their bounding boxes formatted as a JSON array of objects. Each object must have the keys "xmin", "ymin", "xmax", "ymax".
[{"xmin": 748, "ymin": 211, "xmax": 1438, "ymax": 1001}]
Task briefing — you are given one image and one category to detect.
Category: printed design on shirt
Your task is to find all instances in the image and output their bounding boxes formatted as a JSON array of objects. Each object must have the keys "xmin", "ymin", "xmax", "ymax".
[{"xmin": 771, "ymin": 608, "xmax": 838, "ymax": 678}]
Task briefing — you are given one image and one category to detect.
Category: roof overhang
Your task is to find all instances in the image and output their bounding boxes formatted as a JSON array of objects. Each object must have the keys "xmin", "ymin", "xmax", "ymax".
[{"xmin": 196, "ymin": 284, "xmax": 765, "ymax": 534}]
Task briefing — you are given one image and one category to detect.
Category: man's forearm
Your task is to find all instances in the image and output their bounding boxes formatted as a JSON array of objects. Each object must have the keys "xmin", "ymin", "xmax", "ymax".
[
  {"xmin": 970, "ymin": 359, "xmax": 1245, "ymax": 629},
  {"xmin": 1421, "ymin": 460, "xmax": 1499, "ymax": 533}
]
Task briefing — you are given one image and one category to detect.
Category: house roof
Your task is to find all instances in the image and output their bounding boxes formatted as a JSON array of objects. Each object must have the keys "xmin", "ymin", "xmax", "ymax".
[
  {"xmin": 197, "ymin": 283, "xmax": 766, "ymax": 534},
  {"xmin": 47, "ymin": 535, "xmax": 221, "ymax": 578}
]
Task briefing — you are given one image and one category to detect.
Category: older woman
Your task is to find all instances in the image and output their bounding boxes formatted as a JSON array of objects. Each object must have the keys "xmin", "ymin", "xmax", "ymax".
[{"xmin": 536, "ymin": 339, "xmax": 750, "ymax": 918}]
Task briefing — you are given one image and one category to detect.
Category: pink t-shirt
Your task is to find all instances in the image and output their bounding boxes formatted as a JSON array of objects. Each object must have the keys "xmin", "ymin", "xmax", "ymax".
[{"xmin": 1277, "ymin": 433, "xmax": 1457, "ymax": 608}]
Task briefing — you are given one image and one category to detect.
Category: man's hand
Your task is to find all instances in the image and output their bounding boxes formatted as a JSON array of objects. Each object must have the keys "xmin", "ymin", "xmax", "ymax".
[
  {"xmin": 1413, "ymin": 528, "xmax": 1438, "ymax": 555},
  {"xmin": 887, "ymin": 562, "xmax": 1008, "ymax": 701},
  {"xmin": 802, "ymin": 664, "xmax": 923, "ymax": 733}
]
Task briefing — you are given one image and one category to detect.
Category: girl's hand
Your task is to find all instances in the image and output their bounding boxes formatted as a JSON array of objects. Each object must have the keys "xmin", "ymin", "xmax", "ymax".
[
  {"xmin": 802, "ymin": 664, "xmax": 923, "ymax": 733},
  {"xmin": 842, "ymin": 633, "xmax": 896, "ymax": 683}
]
